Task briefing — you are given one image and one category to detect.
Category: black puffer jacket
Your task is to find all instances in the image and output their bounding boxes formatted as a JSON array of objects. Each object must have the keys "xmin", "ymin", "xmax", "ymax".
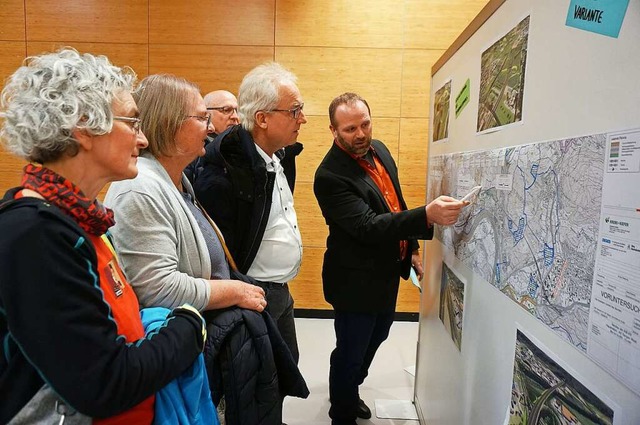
[
  {"xmin": 194, "ymin": 126, "xmax": 273, "ymax": 274},
  {"xmin": 203, "ymin": 308, "xmax": 309, "ymax": 425}
]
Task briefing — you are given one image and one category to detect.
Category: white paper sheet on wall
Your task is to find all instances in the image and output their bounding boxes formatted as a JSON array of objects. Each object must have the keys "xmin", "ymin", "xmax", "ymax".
[{"xmin": 587, "ymin": 128, "xmax": 640, "ymax": 397}]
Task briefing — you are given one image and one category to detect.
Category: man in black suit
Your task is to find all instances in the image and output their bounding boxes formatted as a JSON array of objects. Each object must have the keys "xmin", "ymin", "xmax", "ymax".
[{"xmin": 314, "ymin": 92, "xmax": 466, "ymax": 425}]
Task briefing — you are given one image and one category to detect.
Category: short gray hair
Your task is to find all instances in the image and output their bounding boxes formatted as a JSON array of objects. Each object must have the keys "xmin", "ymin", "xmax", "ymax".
[
  {"xmin": 238, "ymin": 62, "xmax": 297, "ymax": 132},
  {"xmin": 0, "ymin": 48, "xmax": 136, "ymax": 163}
]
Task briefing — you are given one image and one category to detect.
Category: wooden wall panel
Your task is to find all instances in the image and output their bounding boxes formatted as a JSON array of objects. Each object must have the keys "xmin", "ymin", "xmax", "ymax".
[
  {"xmin": 289, "ymin": 247, "xmax": 331, "ymax": 310},
  {"xmin": 296, "ymin": 116, "xmax": 332, "ymax": 185},
  {"xmin": 398, "ymin": 119, "xmax": 428, "ymax": 304},
  {"xmin": 396, "ymin": 280, "xmax": 421, "ymax": 312},
  {"xmin": 276, "ymin": 0, "xmax": 404, "ymax": 48},
  {"xmin": 405, "ymin": 0, "xmax": 488, "ymax": 49},
  {"xmin": 0, "ymin": 0, "xmax": 25, "ymax": 40},
  {"xmin": 276, "ymin": 47, "xmax": 403, "ymax": 118},
  {"xmin": 0, "ymin": 152, "xmax": 25, "ymax": 195},
  {"xmin": 27, "ymin": 42, "xmax": 149, "ymax": 77},
  {"xmin": 373, "ymin": 119, "xmax": 401, "ymax": 163},
  {"xmin": 293, "ymin": 182, "xmax": 327, "ymax": 249},
  {"xmin": 398, "ymin": 118, "xmax": 429, "ymax": 187},
  {"xmin": 401, "ymin": 49, "xmax": 444, "ymax": 118},
  {"xmin": 0, "ymin": 42, "xmax": 27, "ymax": 196},
  {"xmin": 25, "ymin": 0, "xmax": 148, "ymax": 44},
  {"xmin": 402, "ymin": 185, "xmax": 428, "ymax": 213},
  {"xmin": 149, "ymin": 44, "xmax": 274, "ymax": 94},
  {"xmin": 0, "ymin": 41, "xmax": 25, "ymax": 84},
  {"xmin": 397, "ymin": 179, "xmax": 426, "ymax": 314},
  {"xmin": 150, "ymin": 0, "xmax": 274, "ymax": 46}
]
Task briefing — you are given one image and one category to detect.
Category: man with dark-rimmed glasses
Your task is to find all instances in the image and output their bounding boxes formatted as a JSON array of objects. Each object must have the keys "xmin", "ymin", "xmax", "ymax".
[
  {"xmin": 193, "ymin": 64, "xmax": 306, "ymax": 379},
  {"xmin": 184, "ymin": 90, "xmax": 239, "ymax": 183},
  {"xmin": 204, "ymin": 90, "xmax": 240, "ymax": 134}
]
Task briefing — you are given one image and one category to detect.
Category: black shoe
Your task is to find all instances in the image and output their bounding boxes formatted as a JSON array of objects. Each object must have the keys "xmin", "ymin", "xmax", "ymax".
[
  {"xmin": 356, "ymin": 398, "xmax": 372, "ymax": 419},
  {"xmin": 331, "ymin": 421, "xmax": 357, "ymax": 425}
]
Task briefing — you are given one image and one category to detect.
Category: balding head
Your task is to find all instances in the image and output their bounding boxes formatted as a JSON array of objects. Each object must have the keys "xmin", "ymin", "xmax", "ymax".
[{"xmin": 204, "ymin": 90, "xmax": 239, "ymax": 133}]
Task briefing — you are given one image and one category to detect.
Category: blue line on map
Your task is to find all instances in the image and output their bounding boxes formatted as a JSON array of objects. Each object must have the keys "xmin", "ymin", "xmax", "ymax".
[
  {"xmin": 514, "ymin": 165, "xmax": 530, "ymax": 241},
  {"xmin": 528, "ymin": 273, "xmax": 539, "ymax": 298},
  {"xmin": 543, "ymin": 243, "xmax": 555, "ymax": 267},
  {"xmin": 525, "ymin": 163, "xmax": 539, "ymax": 190},
  {"xmin": 550, "ymin": 325, "xmax": 587, "ymax": 352},
  {"xmin": 551, "ymin": 170, "xmax": 560, "ymax": 237},
  {"xmin": 508, "ymin": 216, "xmax": 526, "ymax": 244},
  {"xmin": 495, "ymin": 261, "xmax": 509, "ymax": 285}
]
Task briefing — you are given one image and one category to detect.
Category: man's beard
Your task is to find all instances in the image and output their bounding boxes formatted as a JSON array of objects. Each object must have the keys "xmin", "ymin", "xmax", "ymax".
[{"xmin": 337, "ymin": 134, "xmax": 371, "ymax": 157}]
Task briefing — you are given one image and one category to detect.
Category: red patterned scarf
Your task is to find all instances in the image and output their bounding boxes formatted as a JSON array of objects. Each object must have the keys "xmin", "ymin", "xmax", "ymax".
[{"xmin": 21, "ymin": 164, "xmax": 115, "ymax": 235}]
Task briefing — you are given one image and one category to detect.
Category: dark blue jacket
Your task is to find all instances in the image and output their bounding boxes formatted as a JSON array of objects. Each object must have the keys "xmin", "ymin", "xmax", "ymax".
[
  {"xmin": 203, "ymin": 308, "xmax": 309, "ymax": 425},
  {"xmin": 184, "ymin": 134, "xmax": 215, "ymax": 184},
  {"xmin": 193, "ymin": 125, "xmax": 302, "ymax": 275},
  {"xmin": 194, "ymin": 125, "xmax": 271, "ymax": 274}
]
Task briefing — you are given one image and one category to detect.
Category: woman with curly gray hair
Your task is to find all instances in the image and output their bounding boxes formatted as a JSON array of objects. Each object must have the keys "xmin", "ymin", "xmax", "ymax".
[{"xmin": 0, "ymin": 49, "xmax": 208, "ymax": 424}]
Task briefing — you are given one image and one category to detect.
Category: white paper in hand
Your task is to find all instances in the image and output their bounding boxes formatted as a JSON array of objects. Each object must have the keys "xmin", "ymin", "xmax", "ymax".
[
  {"xmin": 461, "ymin": 185, "xmax": 482, "ymax": 204},
  {"xmin": 409, "ymin": 267, "xmax": 421, "ymax": 292}
]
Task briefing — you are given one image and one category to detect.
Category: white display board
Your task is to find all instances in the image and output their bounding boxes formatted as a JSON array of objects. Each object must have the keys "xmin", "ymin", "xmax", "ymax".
[{"xmin": 415, "ymin": 0, "xmax": 640, "ymax": 424}]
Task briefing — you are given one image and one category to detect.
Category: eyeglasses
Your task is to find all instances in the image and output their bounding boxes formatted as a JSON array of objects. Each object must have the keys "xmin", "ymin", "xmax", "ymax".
[
  {"xmin": 207, "ymin": 106, "xmax": 238, "ymax": 116},
  {"xmin": 113, "ymin": 116, "xmax": 142, "ymax": 134},
  {"xmin": 269, "ymin": 103, "xmax": 304, "ymax": 120},
  {"xmin": 186, "ymin": 113, "xmax": 212, "ymax": 128}
]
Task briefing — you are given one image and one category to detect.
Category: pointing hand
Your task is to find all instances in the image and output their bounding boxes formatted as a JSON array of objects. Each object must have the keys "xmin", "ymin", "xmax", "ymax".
[{"xmin": 425, "ymin": 196, "xmax": 468, "ymax": 226}]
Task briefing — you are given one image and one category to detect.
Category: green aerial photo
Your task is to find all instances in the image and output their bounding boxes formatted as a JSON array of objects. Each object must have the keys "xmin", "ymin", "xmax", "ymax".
[
  {"xmin": 477, "ymin": 16, "xmax": 529, "ymax": 132},
  {"xmin": 432, "ymin": 80, "xmax": 451, "ymax": 142},
  {"xmin": 509, "ymin": 331, "xmax": 614, "ymax": 425}
]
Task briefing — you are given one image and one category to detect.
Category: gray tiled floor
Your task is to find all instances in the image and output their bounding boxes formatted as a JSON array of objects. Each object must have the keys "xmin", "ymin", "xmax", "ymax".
[{"xmin": 283, "ymin": 318, "xmax": 420, "ymax": 425}]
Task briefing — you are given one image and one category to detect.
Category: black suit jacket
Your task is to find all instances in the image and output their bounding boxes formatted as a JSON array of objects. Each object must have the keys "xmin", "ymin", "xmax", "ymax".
[{"xmin": 313, "ymin": 140, "xmax": 433, "ymax": 313}]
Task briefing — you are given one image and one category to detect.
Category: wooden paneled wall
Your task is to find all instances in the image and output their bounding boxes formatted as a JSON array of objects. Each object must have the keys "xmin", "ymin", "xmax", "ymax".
[{"xmin": 0, "ymin": 0, "xmax": 488, "ymax": 312}]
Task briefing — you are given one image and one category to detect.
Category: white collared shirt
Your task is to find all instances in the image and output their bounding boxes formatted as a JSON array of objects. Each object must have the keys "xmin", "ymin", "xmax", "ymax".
[{"xmin": 247, "ymin": 144, "xmax": 303, "ymax": 283}]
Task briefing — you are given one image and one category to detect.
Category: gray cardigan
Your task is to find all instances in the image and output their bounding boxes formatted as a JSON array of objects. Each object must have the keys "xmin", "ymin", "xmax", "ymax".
[{"xmin": 105, "ymin": 154, "xmax": 212, "ymax": 311}]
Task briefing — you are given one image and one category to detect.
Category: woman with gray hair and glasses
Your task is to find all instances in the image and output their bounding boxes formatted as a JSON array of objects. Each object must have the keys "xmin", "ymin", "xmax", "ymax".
[
  {"xmin": 0, "ymin": 49, "xmax": 207, "ymax": 424},
  {"xmin": 104, "ymin": 74, "xmax": 266, "ymax": 315}
]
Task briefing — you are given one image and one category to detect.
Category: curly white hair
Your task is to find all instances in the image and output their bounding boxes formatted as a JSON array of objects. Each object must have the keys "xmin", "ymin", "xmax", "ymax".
[{"xmin": 0, "ymin": 48, "xmax": 136, "ymax": 163}]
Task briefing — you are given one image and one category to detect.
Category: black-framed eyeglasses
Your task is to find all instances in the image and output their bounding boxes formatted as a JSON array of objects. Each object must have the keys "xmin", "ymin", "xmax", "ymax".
[
  {"xmin": 207, "ymin": 106, "xmax": 238, "ymax": 116},
  {"xmin": 186, "ymin": 113, "xmax": 212, "ymax": 128},
  {"xmin": 113, "ymin": 116, "xmax": 142, "ymax": 134},
  {"xmin": 269, "ymin": 103, "xmax": 304, "ymax": 120}
]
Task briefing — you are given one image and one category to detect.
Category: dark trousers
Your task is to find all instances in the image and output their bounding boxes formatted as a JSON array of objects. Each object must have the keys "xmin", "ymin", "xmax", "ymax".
[
  {"xmin": 265, "ymin": 282, "xmax": 299, "ymax": 364},
  {"xmin": 328, "ymin": 310, "xmax": 395, "ymax": 422}
]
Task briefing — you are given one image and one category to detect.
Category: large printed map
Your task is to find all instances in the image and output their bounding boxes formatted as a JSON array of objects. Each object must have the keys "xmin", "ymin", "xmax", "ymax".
[{"xmin": 428, "ymin": 134, "xmax": 606, "ymax": 350}]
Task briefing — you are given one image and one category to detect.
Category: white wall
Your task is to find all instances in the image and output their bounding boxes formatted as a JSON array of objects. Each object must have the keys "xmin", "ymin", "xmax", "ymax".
[{"xmin": 415, "ymin": 0, "xmax": 640, "ymax": 424}]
